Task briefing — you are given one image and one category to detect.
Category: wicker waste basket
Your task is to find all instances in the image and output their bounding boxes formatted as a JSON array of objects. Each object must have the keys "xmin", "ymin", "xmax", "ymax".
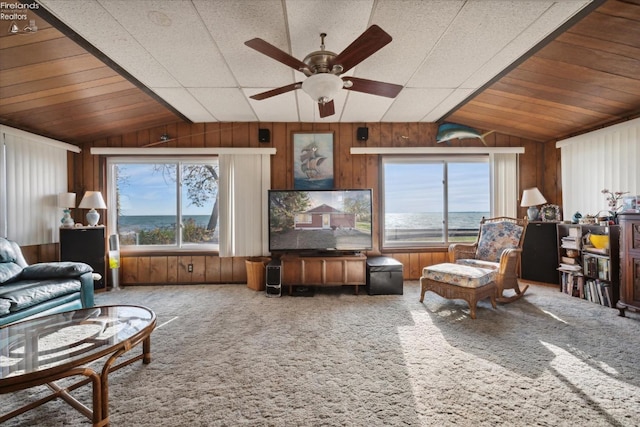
[{"xmin": 245, "ymin": 257, "xmax": 270, "ymax": 291}]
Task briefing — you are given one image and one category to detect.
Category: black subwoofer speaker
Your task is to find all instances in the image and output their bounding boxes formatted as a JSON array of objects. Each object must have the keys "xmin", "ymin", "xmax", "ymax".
[
  {"xmin": 258, "ymin": 128, "xmax": 271, "ymax": 143},
  {"xmin": 357, "ymin": 127, "xmax": 368, "ymax": 141}
]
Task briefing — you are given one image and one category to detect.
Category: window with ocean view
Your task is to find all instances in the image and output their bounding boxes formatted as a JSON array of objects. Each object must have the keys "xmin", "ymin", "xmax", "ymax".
[
  {"xmin": 382, "ymin": 156, "xmax": 490, "ymax": 248},
  {"xmin": 107, "ymin": 157, "xmax": 219, "ymax": 251}
]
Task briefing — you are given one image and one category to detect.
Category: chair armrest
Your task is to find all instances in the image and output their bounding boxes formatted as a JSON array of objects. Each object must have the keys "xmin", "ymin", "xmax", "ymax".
[
  {"xmin": 449, "ymin": 243, "xmax": 477, "ymax": 262},
  {"xmin": 498, "ymin": 248, "xmax": 522, "ymax": 275},
  {"xmin": 21, "ymin": 262, "xmax": 93, "ymax": 279}
]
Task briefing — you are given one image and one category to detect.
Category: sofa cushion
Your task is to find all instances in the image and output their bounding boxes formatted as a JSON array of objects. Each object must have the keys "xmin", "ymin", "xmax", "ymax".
[
  {"xmin": 0, "ymin": 298, "xmax": 11, "ymax": 315},
  {"xmin": 22, "ymin": 262, "xmax": 93, "ymax": 279},
  {"xmin": 456, "ymin": 259, "xmax": 499, "ymax": 270},
  {"xmin": 0, "ymin": 279, "xmax": 82, "ymax": 312},
  {"xmin": 475, "ymin": 221, "xmax": 523, "ymax": 262},
  {"xmin": 423, "ymin": 263, "xmax": 496, "ymax": 289},
  {"xmin": 0, "ymin": 262, "xmax": 24, "ymax": 285}
]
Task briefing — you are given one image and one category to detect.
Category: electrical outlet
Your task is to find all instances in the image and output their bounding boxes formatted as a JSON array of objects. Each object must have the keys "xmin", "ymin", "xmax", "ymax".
[{"xmin": 188, "ymin": 264, "xmax": 193, "ymax": 273}]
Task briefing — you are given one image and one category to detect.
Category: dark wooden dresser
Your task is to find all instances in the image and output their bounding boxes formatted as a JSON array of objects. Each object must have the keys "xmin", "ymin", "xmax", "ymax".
[{"xmin": 617, "ymin": 213, "xmax": 640, "ymax": 316}]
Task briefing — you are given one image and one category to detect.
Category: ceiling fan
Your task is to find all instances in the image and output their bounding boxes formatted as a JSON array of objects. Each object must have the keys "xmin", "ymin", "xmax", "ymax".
[{"xmin": 245, "ymin": 25, "xmax": 403, "ymax": 118}]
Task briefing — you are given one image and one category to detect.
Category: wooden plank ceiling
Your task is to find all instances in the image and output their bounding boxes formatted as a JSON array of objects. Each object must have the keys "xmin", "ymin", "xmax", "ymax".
[
  {"xmin": 0, "ymin": 7, "xmax": 183, "ymax": 144},
  {"xmin": 446, "ymin": 0, "xmax": 640, "ymax": 142},
  {"xmin": 1, "ymin": 0, "xmax": 640, "ymax": 145}
]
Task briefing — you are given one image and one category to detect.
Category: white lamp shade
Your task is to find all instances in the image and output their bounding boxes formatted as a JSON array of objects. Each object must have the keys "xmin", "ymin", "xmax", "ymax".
[
  {"xmin": 302, "ymin": 73, "xmax": 343, "ymax": 103},
  {"xmin": 78, "ymin": 191, "xmax": 107, "ymax": 209},
  {"xmin": 520, "ymin": 187, "xmax": 547, "ymax": 207},
  {"xmin": 57, "ymin": 192, "xmax": 76, "ymax": 208}
]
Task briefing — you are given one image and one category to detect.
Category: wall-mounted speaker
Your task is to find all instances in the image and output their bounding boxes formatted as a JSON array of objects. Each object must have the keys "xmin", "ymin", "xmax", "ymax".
[
  {"xmin": 357, "ymin": 127, "xmax": 368, "ymax": 141},
  {"xmin": 258, "ymin": 128, "xmax": 270, "ymax": 143}
]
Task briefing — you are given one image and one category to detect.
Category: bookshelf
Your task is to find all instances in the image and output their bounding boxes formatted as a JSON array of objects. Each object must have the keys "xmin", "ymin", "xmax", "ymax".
[{"xmin": 556, "ymin": 223, "xmax": 620, "ymax": 308}]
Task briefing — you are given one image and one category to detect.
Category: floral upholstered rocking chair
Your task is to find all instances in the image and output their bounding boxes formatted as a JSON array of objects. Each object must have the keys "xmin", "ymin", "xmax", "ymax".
[{"xmin": 449, "ymin": 216, "xmax": 528, "ymax": 303}]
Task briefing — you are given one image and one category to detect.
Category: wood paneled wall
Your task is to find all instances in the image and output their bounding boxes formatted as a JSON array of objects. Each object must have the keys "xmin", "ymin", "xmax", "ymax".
[{"xmin": 65, "ymin": 121, "xmax": 555, "ymax": 284}]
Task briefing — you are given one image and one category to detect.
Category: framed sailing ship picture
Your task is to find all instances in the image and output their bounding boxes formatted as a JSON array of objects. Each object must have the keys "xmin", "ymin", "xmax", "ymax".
[{"xmin": 292, "ymin": 131, "xmax": 334, "ymax": 189}]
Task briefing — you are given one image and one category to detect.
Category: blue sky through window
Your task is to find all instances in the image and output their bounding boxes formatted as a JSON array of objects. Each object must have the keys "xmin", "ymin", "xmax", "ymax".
[
  {"xmin": 384, "ymin": 162, "xmax": 489, "ymax": 213},
  {"xmin": 117, "ymin": 164, "xmax": 213, "ymax": 216}
]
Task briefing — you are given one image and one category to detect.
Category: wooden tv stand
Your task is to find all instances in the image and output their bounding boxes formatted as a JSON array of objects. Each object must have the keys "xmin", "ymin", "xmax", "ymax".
[{"xmin": 280, "ymin": 253, "xmax": 366, "ymax": 295}]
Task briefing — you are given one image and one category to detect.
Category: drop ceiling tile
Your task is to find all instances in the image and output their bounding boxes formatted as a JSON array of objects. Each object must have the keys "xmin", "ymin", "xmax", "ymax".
[
  {"xmin": 153, "ymin": 88, "xmax": 216, "ymax": 122},
  {"xmin": 97, "ymin": 0, "xmax": 236, "ymax": 87},
  {"xmin": 382, "ymin": 88, "xmax": 453, "ymax": 122},
  {"xmin": 244, "ymin": 89, "xmax": 300, "ymax": 122},
  {"xmin": 361, "ymin": 0, "xmax": 464, "ymax": 84},
  {"xmin": 423, "ymin": 88, "xmax": 476, "ymax": 122},
  {"xmin": 286, "ymin": 0, "xmax": 374, "ymax": 61},
  {"xmin": 341, "ymin": 92, "xmax": 394, "ymax": 123},
  {"xmin": 189, "ymin": 88, "xmax": 257, "ymax": 122},
  {"xmin": 194, "ymin": 0, "xmax": 295, "ymax": 88}
]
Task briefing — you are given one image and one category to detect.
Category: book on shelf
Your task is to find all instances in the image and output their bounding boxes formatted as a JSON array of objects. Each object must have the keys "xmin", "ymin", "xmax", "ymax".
[
  {"xmin": 559, "ymin": 270, "xmax": 582, "ymax": 296},
  {"xmin": 582, "ymin": 279, "xmax": 613, "ymax": 307},
  {"xmin": 561, "ymin": 236, "xmax": 580, "ymax": 250},
  {"xmin": 568, "ymin": 227, "xmax": 581, "ymax": 238},
  {"xmin": 559, "ymin": 263, "xmax": 582, "ymax": 271},
  {"xmin": 561, "ymin": 256, "xmax": 578, "ymax": 265},
  {"xmin": 583, "ymin": 246, "xmax": 608, "ymax": 255}
]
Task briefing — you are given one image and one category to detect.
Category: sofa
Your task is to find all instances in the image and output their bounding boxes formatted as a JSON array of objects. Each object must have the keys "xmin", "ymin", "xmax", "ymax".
[{"xmin": 0, "ymin": 237, "xmax": 95, "ymax": 326}]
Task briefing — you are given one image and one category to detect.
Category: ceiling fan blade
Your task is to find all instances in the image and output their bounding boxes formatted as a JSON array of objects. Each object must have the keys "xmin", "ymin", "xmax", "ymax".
[
  {"xmin": 318, "ymin": 100, "xmax": 335, "ymax": 118},
  {"xmin": 344, "ymin": 77, "xmax": 402, "ymax": 98},
  {"xmin": 330, "ymin": 25, "xmax": 392, "ymax": 74},
  {"xmin": 245, "ymin": 38, "xmax": 311, "ymax": 74},
  {"xmin": 250, "ymin": 83, "xmax": 302, "ymax": 100}
]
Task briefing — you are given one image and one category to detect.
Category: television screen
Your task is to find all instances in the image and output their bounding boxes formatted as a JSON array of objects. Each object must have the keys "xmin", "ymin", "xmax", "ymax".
[{"xmin": 268, "ymin": 189, "xmax": 373, "ymax": 253}]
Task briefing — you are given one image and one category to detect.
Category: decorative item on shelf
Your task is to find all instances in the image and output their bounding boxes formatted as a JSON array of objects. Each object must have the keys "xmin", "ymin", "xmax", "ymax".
[
  {"xmin": 571, "ymin": 211, "xmax": 582, "ymax": 224},
  {"xmin": 78, "ymin": 191, "xmax": 107, "ymax": 226},
  {"xmin": 589, "ymin": 233, "xmax": 610, "ymax": 250},
  {"xmin": 579, "ymin": 215, "xmax": 597, "ymax": 224},
  {"xmin": 57, "ymin": 192, "xmax": 76, "ymax": 228},
  {"xmin": 540, "ymin": 204, "xmax": 561, "ymax": 222},
  {"xmin": 520, "ymin": 187, "xmax": 547, "ymax": 221},
  {"xmin": 601, "ymin": 189, "xmax": 628, "ymax": 222},
  {"xmin": 621, "ymin": 195, "xmax": 639, "ymax": 213}
]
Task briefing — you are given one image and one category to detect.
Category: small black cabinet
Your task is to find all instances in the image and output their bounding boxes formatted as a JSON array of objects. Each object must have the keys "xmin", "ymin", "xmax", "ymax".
[
  {"xmin": 366, "ymin": 257, "xmax": 403, "ymax": 295},
  {"xmin": 521, "ymin": 222, "xmax": 559, "ymax": 285},
  {"xmin": 60, "ymin": 226, "xmax": 106, "ymax": 290}
]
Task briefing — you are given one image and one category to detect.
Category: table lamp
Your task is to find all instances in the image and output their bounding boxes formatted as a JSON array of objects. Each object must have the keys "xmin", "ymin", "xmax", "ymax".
[
  {"xmin": 57, "ymin": 192, "xmax": 76, "ymax": 227},
  {"xmin": 78, "ymin": 191, "xmax": 107, "ymax": 226},
  {"xmin": 520, "ymin": 187, "xmax": 547, "ymax": 221}
]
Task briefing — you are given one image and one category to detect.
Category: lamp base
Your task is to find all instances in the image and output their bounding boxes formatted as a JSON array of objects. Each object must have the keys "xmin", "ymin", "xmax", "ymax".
[
  {"xmin": 61, "ymin": 209, "xmax": 74, "ymax": 228},
  {"xmin": 86, "ymin": 209, "xmax": 100, "ymax": 226},
  {"xmin": 527, "ymin": 206, "xmax": 540, "ymax": 221}
]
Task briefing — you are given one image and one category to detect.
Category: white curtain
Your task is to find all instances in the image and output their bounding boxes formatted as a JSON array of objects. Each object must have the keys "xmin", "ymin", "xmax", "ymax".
[
  {"xmin": 557, "ymin": 118, "xmax": 640, "ymax": 218},
  {"xmin": 0, "ymin": 126, "xmax": 78, "ymax": 246},
  {"xmin": 490, "ymin": 153, "xmax": 518, "ymax": 217},
  {"xmin": 219, "ymin": 154, "xmax": 271, "ymax": 257}
]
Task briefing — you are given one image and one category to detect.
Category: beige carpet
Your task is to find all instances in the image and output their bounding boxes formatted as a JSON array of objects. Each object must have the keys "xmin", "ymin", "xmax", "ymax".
[{"xmin": 3, "ymin": 282, "xmax": 640, "ymax": 426}]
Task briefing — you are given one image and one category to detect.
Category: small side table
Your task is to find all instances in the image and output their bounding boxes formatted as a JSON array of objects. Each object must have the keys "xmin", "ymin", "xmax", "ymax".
[{"xmin": 366, "ymin": 257, "xmax": 404, "ymax": 295}]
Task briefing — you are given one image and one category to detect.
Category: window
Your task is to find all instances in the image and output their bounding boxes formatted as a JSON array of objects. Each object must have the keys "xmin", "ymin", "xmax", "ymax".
[
  {"xmin": 107, "ymin": 157, "xmax": 219, "ymax": 251},
  {"xmin": 382, "ymin": 156, "xmax": 490, "ymax": 248}
]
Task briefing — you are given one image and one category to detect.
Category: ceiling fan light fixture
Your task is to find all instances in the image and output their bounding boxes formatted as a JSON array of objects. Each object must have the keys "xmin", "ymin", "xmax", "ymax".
[{"xmin": 302, "ymin": 73, "xmax": 343, "ymax": 104}]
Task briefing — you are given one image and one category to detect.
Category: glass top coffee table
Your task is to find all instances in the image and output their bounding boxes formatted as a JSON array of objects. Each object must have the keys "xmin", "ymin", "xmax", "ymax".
[{"xmin": 0, "ymin": 305, "xmax": 156, "ymax": 427}]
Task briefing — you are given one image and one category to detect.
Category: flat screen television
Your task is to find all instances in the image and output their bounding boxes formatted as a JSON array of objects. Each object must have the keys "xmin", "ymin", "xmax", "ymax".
[{"xmin": 268, "ymin": 189, "xmax": 373, "ymax": 254}]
